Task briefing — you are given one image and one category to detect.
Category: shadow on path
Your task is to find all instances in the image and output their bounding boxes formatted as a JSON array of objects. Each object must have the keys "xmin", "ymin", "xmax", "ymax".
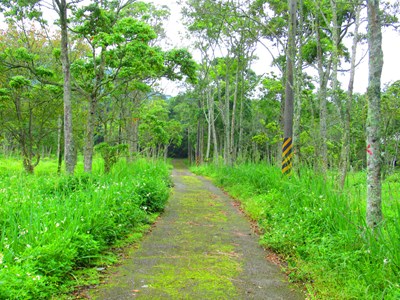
[{"xmin": 91, "ymin": 159, "xmax": 304, "ymax": 299}]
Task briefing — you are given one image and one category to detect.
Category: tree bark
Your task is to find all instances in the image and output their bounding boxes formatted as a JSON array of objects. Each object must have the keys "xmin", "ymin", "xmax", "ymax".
[
  {"xmin": 210, "ymin": 85, "xmax": 218, "ymax": 163},
  {"xmin": 84, "ymin": 96, "xmax": 97, "ymax": 172},
  {"xmin": 293, "ymin": 0, "xmax": 303, "ymax": 170},
  {"xmin": 282, "ymin": 0, "xmax": 297, "ymax": 175},
  {"xmin": 315, "ymin": 13, "xmax": 331, "ymax": 175},
  {"xmin": 366, "ymin": 0, "xmax": 383, "ymax": 229},
  {"xmin": 230, "ymin": 60, "xmax": 240, "ymax": 163},
  {"xmin": 224, "ymin": 61, "xmax": 231, "ymax": 165},
  {"xmin": 57, "ymin": 115, "xmax": 63, "ymax": 174},
  {"xmin": 56, "ymin": 0, "xmax": 75, "ymax": 175},
  {"xmin": 339, "ymin": 4, "xmax": 361, "ymax": 188}
]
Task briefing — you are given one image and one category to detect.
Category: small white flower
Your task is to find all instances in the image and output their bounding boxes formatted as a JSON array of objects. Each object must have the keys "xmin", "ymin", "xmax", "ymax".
[
  {"xmin": 384, "ymin": 258, "xmax": 389, "ymax": 265},
  {"xmin": 55, "ymin": 223, "xmax": 60, "ymax": 227},
  {"xmin": 0, "ymin": 252, "xmax": 3, "ymax": 264},
  {"xmin": 26, "ymin": 244, "xmax": 31, "ymax": 249}
]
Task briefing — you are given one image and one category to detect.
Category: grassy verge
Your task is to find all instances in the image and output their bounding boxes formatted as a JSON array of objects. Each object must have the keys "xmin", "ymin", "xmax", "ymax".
[
  {"xmin": 0, "ymin": 157, "xmax": 171, "ymax": 299},
  {"xmin": 191, "ymin": 163, "xmax": 400, "ymax": 299}
]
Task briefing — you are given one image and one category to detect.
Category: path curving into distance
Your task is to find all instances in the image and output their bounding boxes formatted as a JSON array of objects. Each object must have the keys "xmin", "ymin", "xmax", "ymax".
[{"xmin": 91, "ymin": 160, "xmax": 304, "ymax": 299}]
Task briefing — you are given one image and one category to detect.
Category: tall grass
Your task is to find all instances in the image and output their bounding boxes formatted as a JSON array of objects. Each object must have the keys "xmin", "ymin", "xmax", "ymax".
[
  {"xmin": 192, "ymin": 163, "xmax": 400, "ymax": 299},
  {"xmin": 0, "ymin": 156, "xmax": 171, "ymax": 299}
]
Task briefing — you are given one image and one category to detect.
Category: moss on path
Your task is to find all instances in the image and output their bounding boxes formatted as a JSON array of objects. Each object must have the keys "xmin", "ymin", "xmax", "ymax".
[{"xmin": 91, "ymin": 160, "xmax": 303, "ymax": 299}]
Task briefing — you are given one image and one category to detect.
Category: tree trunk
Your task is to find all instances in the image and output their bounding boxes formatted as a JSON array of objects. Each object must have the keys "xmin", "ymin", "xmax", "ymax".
[
  {"xmin": 366, "ymin": 0, "xmax": 383, "ymax": 229},
  {"xmin": 230, "ymin": 60, "xmax": 240, "ymax": 163},
  {"xmin": 293, "ymin": 0, "xmax": 303, "ymax": 170},
  {"xmin": 315, "ymin": 13, "xmax": 331, "ymax": 175},
  {"xmin": 57, "ymin": 0, "xmax": 75, "ymax": 175},
  {"xmin": 224, "ymin": 62, "xmax": 231, "ymax": 165},
  {"xmin": 282, "ymin": 0, "xmax": 297, "ymax": 176},
  {"xmin": 339, "ymin": 4, "xmax": 361, "ymax": 188},
  {"xmin": 238, "ymin": 83, "xmax": 244, "ymax": 160},
  {"xmin": 57, "ymin": 115, "xmax": 63, "ymax": 174},
  {"xmin": 210, "ymin": 86, "xmax": 218, "ymax": 163},
  {"xmin": 188, "ymin": 127, "xmax": 192, "ymax": 164},
  {"xmin": 205, "ymin": 87, "xmax": 211, "ymax": 161},
  {"xmin": 84, "ymin": 96, "xmax": 97, "ymax": 172}
]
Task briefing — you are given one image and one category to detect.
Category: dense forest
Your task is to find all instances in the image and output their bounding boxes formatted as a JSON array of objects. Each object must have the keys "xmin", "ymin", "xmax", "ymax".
[{"xmin": 0, "ymin": 0, "xmax": 399, "ymax": 299}]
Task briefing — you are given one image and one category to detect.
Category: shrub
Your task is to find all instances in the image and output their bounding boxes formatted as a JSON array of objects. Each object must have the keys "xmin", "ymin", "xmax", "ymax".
[{"xmin": 0, "ymin": 157, "xmax": 171, "ymax": 299}]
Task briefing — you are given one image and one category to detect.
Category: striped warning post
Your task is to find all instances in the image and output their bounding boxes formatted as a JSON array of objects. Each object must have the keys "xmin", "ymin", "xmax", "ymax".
[{"xmin": 282, "ymin": 137, "xmax": 293, "ymax": 176}]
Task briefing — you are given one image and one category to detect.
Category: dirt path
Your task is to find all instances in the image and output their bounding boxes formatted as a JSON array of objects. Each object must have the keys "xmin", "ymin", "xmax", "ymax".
[{"xmin": 91, "ymin": 160, "xmax": 304, "ymax": 299}]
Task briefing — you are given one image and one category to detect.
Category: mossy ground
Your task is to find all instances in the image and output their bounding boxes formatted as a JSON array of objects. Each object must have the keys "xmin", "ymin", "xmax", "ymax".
[{"xmin": 91, "ymin": 160, "xmax": 303, "ymax": 299}]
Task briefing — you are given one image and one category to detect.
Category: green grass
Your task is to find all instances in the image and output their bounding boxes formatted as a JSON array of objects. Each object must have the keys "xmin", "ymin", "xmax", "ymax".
[
  {"xmin": 0, "ymin": 156, "xmax": 171, "ymax": 299},
  {"xmin": 191, "ymin": 163, "xmax": 400, "ymax": 299}
]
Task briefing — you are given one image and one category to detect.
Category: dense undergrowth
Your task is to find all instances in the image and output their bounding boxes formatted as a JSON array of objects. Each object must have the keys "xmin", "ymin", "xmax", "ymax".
[
  {"xmin": 192, "ymin": 163, "xmax": 400, "ymax": 299},
  {"xmin": 0, "ymin": 157, "xmax": 171, "ymax": 299}
]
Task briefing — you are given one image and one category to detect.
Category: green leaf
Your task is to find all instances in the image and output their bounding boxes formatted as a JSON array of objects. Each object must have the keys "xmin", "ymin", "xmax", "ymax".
[{"xmin": 9, "ymin": 75, "xmax": 31, "ymax": 89}]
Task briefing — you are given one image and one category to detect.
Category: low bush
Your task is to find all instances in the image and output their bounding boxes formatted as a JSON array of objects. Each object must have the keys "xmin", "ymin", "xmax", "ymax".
[{"xmin": 0, "ymin": 157, "xmax": 171, "ymax": 299}]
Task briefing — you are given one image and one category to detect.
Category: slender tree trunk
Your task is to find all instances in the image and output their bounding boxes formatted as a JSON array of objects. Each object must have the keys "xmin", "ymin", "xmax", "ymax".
[
  {"xmin": 210, "ymin": 87, "xmax": 218, "ymax": 163},
  {"xmin": 187, "ymin": 127, "xmax": 191, "ymax": 164},
  {"xmin": 57, "ymin": 115, "xmax": 63, "ymax": 174},
  {"xmin": 330, "ymin": 0, "xmax": 341, "ymax": 172},
  {"xmin": 200, "ymin": 123, "xmax": 204, "ymax": 164},
  {"xmin": 282, "ymin": 0, "xmax": 297, "ymax": 175},
  {"xmin": 84, "ymin": 96, "xmax": 97, "ymax": 172},
  {"xmin": 366, "ymin": 0, "xmax": 383, "ymax": 229},
  {"xmin": 205, "ymin": 88, "xmax": 212, "ymax": 161},
  {"xmin": 238, "ymin": 83, "xmax": 244, "ymax": 160},
  {"xmin": 315, "ymin": 14, "xmax": 331, "ymax": 175},
  {"xmin": 126, "ymin": 116, "xmax": 139, "ymax": 162},
  {"xmin": 196, "ymin": 97, "xmax": 202, "ymax": 165},
  {"xmin": 230, "ymin": 61, "xmax": 240, "ymax": 163},
  {"xmin": 57, "ymin": 0, "xmax": 75, "ymax": 175},
  {"xmin": 224, "ymin": 63, "xmax": 231, "ymax": 165},
  {"xmin": 293, "ymin": 0, "xmax": 303, "ymax": 170},
  {"xmin": 339, "ymin": 4, "xmax": 361, "ymax": 188}
]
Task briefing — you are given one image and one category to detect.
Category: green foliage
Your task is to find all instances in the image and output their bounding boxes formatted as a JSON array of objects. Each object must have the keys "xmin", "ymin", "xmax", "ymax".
[
  {"xmin": 0, "ymin": 157, "xmax": 171, "ymax": 299},
  {"xmin": 9, "ymin": 75, "xmax": 30, "ymax": 89},
  {"xmin": 192, "ymin": 163, "xmax": 400, "ymax": 299},
  {"xmin": 95, "ymin": 142, "xmax": 128, "ymax": 173},
  {"xmin": 0, "ymin": 88, "xmax": 11, "ymax": 101},
  {"xmin": 34, "ymin": 66, "xmax": 54, "ymax": 78},
  {"xmin": 164, "ymin": 49, "xmax": 198, "ymax": 84},
  {"xmin": 14, "ymin": 47, "xmax": 35, "ymax": 62}
]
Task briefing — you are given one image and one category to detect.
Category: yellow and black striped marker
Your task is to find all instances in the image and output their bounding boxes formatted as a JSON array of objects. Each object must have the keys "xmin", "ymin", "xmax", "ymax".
[{"xmin": 282, "ymin": 137, "xmax": 293, "ymax": 176}]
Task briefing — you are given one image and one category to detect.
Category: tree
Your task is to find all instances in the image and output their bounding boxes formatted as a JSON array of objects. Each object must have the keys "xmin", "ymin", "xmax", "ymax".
[
  {"xmin": 366, "ymin": 0, "xmax": 383, "ymax": 228},
  {"xmin": 282, "ymin": 0, "xmax": 297, "ymax": 176},
  {"xmin": 0, "ymin": 0, "xmax": 77, "ymax": 174},
  {"xmin": 71, "ymin": 1, "xmax": 197, "ymax": 172},
  {"xmin": 0, "ymin": 24, "xmax": 64, "ymax": 172},
  {"xmin": 0, "ymin": 77, "xmax": 62, "ymax": 173}
]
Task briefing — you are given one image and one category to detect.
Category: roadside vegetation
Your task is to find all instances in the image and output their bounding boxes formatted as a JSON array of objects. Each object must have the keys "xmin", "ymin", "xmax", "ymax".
[
  {"xmin": 0, "ymin": 156, "xmax": 171, "ymax": 299},
  {"xmin": 192, "ymin": 163, "xmax": 400, "ymax": 299}
]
